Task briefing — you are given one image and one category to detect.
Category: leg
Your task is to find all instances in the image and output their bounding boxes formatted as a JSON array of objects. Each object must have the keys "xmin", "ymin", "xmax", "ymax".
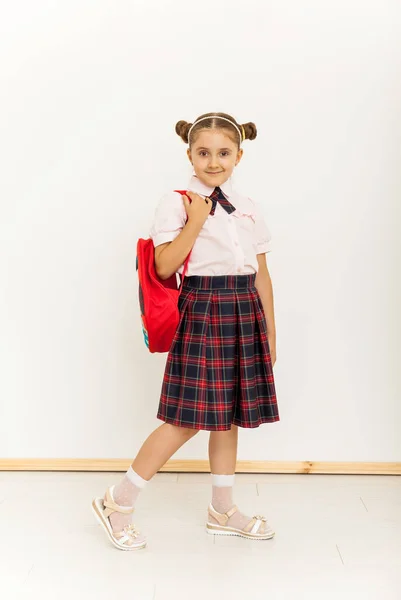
[
  {"xmin": 94, "ymin": 423, "xmax": 199, "ymax": 549},
  {"xmin": 132, "ymin": 423, "xmax": 199, "ymax": 480},
  {"xmin": 208, "ymin": 424, "xmax": 239, "ymax": 474},
  {"xmin": 109, "ymin": 422, "xmax": 199, "ymax": 516},
  {"xmin": 207, "ymin": 425, "xmax": 274, "ymax": 539}
]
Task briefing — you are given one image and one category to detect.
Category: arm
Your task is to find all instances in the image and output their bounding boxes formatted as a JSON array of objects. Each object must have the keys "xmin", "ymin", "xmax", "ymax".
[
  {"xmin": 154, "ymin": 191, "xmax": 212, "ymax": 280},
  {"xmin": 255, "ymin": 253, "xmax": 277, "ymax": 366},
  {"xmin": 155, "ymin": 219, "xmax": 202, "ymax": 280}
]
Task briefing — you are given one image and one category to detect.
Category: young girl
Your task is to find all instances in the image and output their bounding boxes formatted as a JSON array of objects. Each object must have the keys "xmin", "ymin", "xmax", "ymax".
[{"xmin": 92, "ymin": 112, "xmax": 280, "ymax": 551}]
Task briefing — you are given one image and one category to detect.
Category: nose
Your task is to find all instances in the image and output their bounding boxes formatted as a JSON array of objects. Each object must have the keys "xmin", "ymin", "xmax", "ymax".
[{"xmin": 208, "ymin": 155, "xmax": 220, "ymax": 169}]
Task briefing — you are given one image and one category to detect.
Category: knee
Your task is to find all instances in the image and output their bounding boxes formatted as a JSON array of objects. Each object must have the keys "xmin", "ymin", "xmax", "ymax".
[
  {"xmin": 169, "ymin": 424, "xmax": 199, "ymax": 439},
  {"xmin": 181, "ymin": 426, "xmax": 200, "ymax": 439}
]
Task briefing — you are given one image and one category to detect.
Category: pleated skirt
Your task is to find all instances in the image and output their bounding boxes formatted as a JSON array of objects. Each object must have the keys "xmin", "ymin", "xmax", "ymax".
[{"xmin": 157, "ymin": 274, "xmax": 279, "ymax": 431}]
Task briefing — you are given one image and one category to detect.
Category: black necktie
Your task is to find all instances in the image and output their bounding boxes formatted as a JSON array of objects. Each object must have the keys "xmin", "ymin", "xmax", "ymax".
[{"xmin": 208, "ymin": 187, "xmax": 236, "ymax": 216}]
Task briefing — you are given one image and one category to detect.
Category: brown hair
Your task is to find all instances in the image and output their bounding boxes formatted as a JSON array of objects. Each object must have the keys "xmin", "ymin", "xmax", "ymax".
[{"xmin": 175, "ymin": 112, "xmax": 257, "ymax": 148}]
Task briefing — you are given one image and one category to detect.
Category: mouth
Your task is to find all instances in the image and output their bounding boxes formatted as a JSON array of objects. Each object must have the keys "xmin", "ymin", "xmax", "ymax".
[{"xmin": 206, "ymin": 171, "xmax": 223, "ymax": 175}]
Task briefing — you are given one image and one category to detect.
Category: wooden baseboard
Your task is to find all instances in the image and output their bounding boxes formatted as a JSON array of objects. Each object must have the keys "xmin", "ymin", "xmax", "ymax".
[{"xmin": 0, "ymin": 459, "xmax": 400, "ymax": 475}]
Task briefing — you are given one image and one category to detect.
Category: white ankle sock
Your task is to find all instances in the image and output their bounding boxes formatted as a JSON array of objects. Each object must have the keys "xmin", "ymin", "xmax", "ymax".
[
  {"xmin": 126, "ymin": 466, "xmax": 149, "ymax": 489},
  {"xmin": 210, "ymin": 472, "xmax": 256, "ymax": 531},
  {"xmin": 106, "ymin": 467, "xmax": 150, "ymax": 533},
  {"xmin": 211, "ymin": 473, "xmax": 235, "ymax": 487}
]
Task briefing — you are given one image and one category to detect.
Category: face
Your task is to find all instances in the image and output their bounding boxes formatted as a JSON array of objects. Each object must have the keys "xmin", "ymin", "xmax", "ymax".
[{"xmin": 187, "ymin": 129, "xmax": 243, "ymax": 188}]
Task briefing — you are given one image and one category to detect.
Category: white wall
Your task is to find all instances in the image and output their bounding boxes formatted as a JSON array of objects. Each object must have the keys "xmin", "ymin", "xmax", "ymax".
[{"xmin": 1, "ymin": 1, "xmax": 400, "ymax": 462}]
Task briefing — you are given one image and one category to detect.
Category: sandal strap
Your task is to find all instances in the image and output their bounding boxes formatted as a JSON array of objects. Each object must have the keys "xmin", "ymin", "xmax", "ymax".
[
  {"xmin": 114, "ymin": 524, "xmax": 140, "ymax": 544},
  {"xmin": 243, "ymin": 515, "xmax": 267, "ymax": 533},
  {"xmin": 208, "ymin": 504, "xmax": 238, "ymax": 526},
  {"xmin": 208, "ymin": 504, "xmax": 270, "ymax": 535},
  {"xmin": 243, "ymin": 517, "xmax": 257, "ymax": 533},
  {"xmin": 103, "ymin": 486, "xmax": 135, "ymax": 518}
]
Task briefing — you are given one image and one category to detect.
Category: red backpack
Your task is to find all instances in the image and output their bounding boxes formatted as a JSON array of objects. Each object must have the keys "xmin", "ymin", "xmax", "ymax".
[{"xmin": 136, "ymin": 190, "xmax": 191, "ymax": 353}]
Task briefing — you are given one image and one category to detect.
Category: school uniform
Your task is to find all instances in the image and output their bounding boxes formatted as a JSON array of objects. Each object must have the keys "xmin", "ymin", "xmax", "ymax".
[{"xmin": 149, "ymin": 174, "xmax": 279, "ymax": 431}]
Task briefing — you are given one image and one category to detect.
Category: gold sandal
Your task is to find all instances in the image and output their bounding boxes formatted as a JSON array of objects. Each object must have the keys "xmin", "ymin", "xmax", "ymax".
[
  {"xmin": 206, "ymin": 503, "xmax": 275, "ymax": 540},
  {"xmin": 91, "ymin": 485, "xmax": 147, "ymax": 551}
]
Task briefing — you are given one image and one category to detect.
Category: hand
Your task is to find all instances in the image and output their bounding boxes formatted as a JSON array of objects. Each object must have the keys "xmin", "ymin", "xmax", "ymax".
[
  {"xmin": 182, "ymin": 191, "xmax": 213, "ymax": 227},
  {"xmin": 268, "ymin": 334, "xmax": 276, "ymax": 368}
]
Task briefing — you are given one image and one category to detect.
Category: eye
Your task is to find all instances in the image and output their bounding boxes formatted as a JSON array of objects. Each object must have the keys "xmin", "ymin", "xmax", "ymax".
[{"xmin": 220, "ymin": 151, "xmax": 230, "ymax": 157}]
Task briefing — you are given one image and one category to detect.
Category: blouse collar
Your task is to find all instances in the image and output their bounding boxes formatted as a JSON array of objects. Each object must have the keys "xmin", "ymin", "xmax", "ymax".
[{"xmin": 187, "ymin": 174, "xmax": 234, "ymax": 198}]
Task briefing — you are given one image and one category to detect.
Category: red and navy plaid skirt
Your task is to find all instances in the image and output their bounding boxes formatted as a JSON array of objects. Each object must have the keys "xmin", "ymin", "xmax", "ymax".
[{"xmin": 157, "ymin": 274, "xmax": 279, "ymax": 431}]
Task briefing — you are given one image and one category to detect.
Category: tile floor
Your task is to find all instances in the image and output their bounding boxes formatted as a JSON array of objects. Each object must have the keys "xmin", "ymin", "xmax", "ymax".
[{"xmin": 0, "ymin": 472, "xmax": 400, "ymax": 599}]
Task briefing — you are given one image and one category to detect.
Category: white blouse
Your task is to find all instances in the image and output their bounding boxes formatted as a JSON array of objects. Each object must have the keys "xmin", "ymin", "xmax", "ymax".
[{"xmin": 149, "ymin": 175, "xmax": 272, "ymax": 277}]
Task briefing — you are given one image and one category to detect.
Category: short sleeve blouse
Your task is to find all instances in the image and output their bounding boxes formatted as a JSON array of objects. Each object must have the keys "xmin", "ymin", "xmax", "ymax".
[{"xmin": 149, "ymin": 175, "xmax": 272, "ymax": 277}]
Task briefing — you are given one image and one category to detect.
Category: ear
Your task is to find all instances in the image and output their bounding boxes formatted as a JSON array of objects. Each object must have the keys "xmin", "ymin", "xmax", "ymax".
[
  {"xmin": 187, "ymin": 148, "xmax": 193, "ymax": 164},
  {"xmin": 235, "ymin": 148, "xmax": 244, "ymax": 166}
]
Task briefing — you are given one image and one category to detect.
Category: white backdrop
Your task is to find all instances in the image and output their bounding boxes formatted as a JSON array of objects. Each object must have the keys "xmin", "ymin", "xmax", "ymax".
[{"xmin": 1, "ymin": 1, "xmax": 400, "ymax": 462}]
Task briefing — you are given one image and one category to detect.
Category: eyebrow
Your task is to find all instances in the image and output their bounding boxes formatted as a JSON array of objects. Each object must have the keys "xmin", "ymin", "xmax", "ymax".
[{"xmin": 197, "ymin": 147, "xmax": 232, "ymax": 151}]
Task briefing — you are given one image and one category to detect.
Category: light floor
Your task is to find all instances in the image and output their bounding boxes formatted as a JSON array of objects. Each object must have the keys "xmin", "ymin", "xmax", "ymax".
[{"xmin": 0, "ymin": 472, "xmax": 400, "ymax": 600}]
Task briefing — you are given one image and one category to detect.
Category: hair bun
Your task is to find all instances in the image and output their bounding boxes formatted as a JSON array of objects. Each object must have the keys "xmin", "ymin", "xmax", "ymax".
[
  {"xmin": 175, "ymin": 120, "xmax": 192, "ymax": 144},
  {"xmin": 241, "ymin": 122, "xmax": 257, "ymax": 141}
]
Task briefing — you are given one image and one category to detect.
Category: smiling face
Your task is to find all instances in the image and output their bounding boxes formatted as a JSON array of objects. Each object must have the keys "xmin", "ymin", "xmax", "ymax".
[{"xmin": 187, "ymin": 129, "xmax": 243, "ymax": 188}]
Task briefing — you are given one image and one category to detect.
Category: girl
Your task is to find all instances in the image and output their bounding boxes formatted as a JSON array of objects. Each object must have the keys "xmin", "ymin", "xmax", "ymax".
[{"xmin": 92, "ymin": 112, "xmax": 280, "ymax": 551}]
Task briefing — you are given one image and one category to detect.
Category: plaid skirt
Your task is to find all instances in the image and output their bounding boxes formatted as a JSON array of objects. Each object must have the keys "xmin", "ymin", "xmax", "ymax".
[{"xmin": 157, "ymin": 274, "xmax": 279, "ymax": 431}]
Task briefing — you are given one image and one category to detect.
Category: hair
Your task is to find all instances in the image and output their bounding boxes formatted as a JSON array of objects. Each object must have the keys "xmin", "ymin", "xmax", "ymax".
[{"xmin": 175, "ymin": 112, "xmax": 257, "ymax": 148}]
